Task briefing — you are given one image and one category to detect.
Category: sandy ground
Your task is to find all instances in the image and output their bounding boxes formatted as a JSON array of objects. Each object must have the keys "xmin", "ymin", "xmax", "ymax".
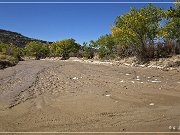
[{"xmin": 0, "ymin": 59, "xmax": 180, "ymax": 134}]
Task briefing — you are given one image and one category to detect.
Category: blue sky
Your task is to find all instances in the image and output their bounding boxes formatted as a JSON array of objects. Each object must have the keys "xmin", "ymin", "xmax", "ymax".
[{"xmin": 0, "ymin": 0, "xmax": 175, "ymax": 44}]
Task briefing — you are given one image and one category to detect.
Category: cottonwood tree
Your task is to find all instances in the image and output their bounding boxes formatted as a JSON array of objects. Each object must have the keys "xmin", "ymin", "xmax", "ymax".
[{"xmin": 112, "ymin": 4, "xmax": 163, "ymax": 60}]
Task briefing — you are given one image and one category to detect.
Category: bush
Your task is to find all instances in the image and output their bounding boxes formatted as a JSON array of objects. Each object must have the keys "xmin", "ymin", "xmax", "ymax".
[
  {"xmin": 0, "ymin": 54, "xmax": 18, "ymax": 69},
  {"xmin": 90, "ymin": 35, "xmax": 115, "ymax": 59},
  {"xmin": 50, "ymin": 39, "xmax": 80, "ymax": 60},
  {"xmin": 82, "ymin": 42, "xmax": 94, "ymax": 59},
  {"xmin": 0, "ymin": 43, "xmax": 24, "ymax": 61},
  {"xmin": 25, "ymin": 41, "xmax": 50, "ymax": 60}
]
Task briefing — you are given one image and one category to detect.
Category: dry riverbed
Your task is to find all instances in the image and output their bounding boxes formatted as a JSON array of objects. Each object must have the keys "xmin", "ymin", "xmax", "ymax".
[{"xmin": 0, "ymin": 59, "xmax": 180, "ymax": 133}]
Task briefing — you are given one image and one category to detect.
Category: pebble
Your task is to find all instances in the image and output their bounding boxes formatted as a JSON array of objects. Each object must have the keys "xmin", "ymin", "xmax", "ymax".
[
  {"xmin": 149, "ymin": 103, "xmax": 154, "ymax": 106},
  {"xmin": 72, "ymin": 77, "xmax": 78, "ymax": 80},
  {"xmin": 169, "ymin": 126, "xmax": 172, "ymax": 130},
  {"xmin": 151, "ymin": 80, "xmax": 161, "ymax": 83}
]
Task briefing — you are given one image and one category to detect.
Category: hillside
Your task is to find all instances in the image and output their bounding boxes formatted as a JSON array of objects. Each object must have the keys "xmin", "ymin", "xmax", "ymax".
[{"xmin": 0, "ymin": 29, "xmax": 52, "ymax": 47}]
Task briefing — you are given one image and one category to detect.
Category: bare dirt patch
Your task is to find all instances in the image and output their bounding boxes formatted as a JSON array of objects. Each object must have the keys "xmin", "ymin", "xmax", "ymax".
[{"xmin": 0, "ymin": 59, "xmax": 180, "ymax": 133}]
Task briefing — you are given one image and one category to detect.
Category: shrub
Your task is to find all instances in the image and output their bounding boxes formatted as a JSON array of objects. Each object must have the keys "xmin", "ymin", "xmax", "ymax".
[
  {"xmin": 50, "ymin": 39, "xmax": 80, "ymax": 60},
  {"xmin": 25, "ymin": 41, "xmax": 50, "ymax": 60},
  {"xmin": 82, "ymin": 42, "xmax": 94, "ymax": 59},
  {"xmin": 0, "ymin": 54, "xmax": 18, "ymax": 69}
]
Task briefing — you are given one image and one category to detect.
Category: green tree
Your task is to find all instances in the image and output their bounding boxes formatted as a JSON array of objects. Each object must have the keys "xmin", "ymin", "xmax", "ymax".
[
  {"xmin": 89, "ymin": 40, "xmax": 98, "ymax": 49},
  {"xmin": 113, "ymin": 4, "xmax": 163, "ymax": 60},
  {"xmin": 82, "ymin": 42, "xmax": 90, "ymax": 59},
  {"xmin": 50, "ymin": 39, "xmax": 80, "ymax": 60},
  {"xmin": 163, "ymin": 2, "xmax": 180, "ymax": 42},
  {"xmin": 96, "ymin": 34, "xmax": 115, "ymax": 52},
  {"xmin": 0, "ymin": 43, "xmax": 24, "ymax": 69},
  {"xmin": 0, "ymin": 43, "xmax": 23, "ymax": 60},
  {"xmin": 92, "ymin": 34, "xmax": 115, "ymax": 58},
  {"xmin": 25, "ymin": 41, "xmax": 50, "ymax": 60},
  {"xmin": 159, "ymin": 0, "xmax": 180, "ymax": 55}
]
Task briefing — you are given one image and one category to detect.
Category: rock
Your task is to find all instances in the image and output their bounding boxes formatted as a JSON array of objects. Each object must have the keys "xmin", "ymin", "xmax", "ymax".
[
  {"xmin": 149, "ymin": 103, "xmax": 154, "ymax": 106},
  {"xmin": 72, "ymin": 77, "xmax": 78, "ymax": 80}
]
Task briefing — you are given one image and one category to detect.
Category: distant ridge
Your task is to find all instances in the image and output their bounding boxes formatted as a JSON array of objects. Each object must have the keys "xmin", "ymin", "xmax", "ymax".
[{"xmin": 0, "ymin": 29, "xmax": 52, "ymax": 47}]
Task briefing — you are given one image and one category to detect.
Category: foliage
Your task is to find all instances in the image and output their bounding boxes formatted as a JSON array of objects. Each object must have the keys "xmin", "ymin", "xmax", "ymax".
[
  {"xmin": 25, "ymin": 41, "xmax": 50, "ymax": 60},
  {"xmin": 0, "ymin": 54, "xmax": 18, "ymax": 69},
  {"xmin": 0, "ymin": 43, "xmax": 22, "ymax": 68},
  {"xmin": 91, "ymin": 34, "xmax": 115, "ymax": 58},
  {"xmin": 162, "ymin": 4, "xmax": 180, "ymax": 42},
  {"xmin": 50, "ymin": 39, "xmax": 80, "ymax": 60},
  {"xmin": 0, "ymin": 43, "xmax": 24, "ymax": 60},
  {"xmin": 113, "ymin": 4, "xmax": 163, "ymax": 60},
  {"xmin": 96, "ymin": 34, "xmax": 115, "ymax": 52},
  {"xmin": 82, "ymin": 42, "xmax": 91, "ymax": 59}
]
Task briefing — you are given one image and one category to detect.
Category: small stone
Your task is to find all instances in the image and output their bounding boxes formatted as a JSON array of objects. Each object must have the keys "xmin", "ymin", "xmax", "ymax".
[
  {"xmin": 149, "ymin": 103, "xmax": 154, "ymax": 106},
  {"xmin": 169, "ymin": 126, "xmax": 172, "ymax": 130},
  {"xmin": 151, "ymin": 80, "xmax": 161, "ymax": 83},
  {"xmin": 72, "ymin": 77, "xmax": 78, "ymax": 80}
]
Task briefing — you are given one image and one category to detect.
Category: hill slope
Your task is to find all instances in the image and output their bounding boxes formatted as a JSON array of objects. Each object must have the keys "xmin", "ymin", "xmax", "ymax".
[{"xmin": 0, "ymin": 29, "xmax": 52, "ymax": 47}]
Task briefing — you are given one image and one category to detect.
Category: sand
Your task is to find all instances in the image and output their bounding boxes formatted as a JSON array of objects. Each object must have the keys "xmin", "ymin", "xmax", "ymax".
[{"xmin": 0, "ymin": 59, "xmax": 180, "ymax": 133}]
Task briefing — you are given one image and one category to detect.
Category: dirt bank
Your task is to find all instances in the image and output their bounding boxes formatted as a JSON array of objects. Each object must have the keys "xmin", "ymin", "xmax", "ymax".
[{"xmin": 0, "ymin": 59, "xmax": 180, "ymax": 133}]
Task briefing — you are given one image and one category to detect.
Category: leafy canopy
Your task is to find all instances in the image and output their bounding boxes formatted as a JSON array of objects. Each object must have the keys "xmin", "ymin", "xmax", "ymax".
[
  {"xmin": 50, "ymin": 39, "xmax": 80, "ymax": 58},
  {"xmin": 112, "ymin": 4, "xmax": 163, "ymax": 58},
  {"xmin": 25, "ymin": 41, "xmax": 49, "ymax": 59}
]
